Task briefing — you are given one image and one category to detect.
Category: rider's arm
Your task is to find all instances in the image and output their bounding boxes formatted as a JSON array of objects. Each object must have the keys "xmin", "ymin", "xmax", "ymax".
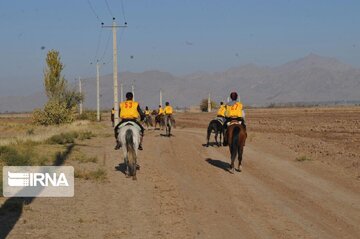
[{"xmin": 137, "ymin": 105, "xmax": 145, "ymax": 121}]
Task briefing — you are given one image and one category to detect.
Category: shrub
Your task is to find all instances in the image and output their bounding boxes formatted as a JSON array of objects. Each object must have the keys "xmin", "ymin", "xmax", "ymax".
[
  {"xmin": 0, "ymin": 145, "xmax": 32, "ymax": 166},
  {"xmin": 78, "ymin": 131, "xmax": 95, "ymax": 140},
  {"xmin": 76, "ymin": 112, "xmax": 97, "ymax": 121},
  {"xmin": 47, "ymin": 131, "xmax": 79, "ymax": 145},
  {"xmin": 200, "ymin": 98, "xmax": 218, "ymax": 112}
]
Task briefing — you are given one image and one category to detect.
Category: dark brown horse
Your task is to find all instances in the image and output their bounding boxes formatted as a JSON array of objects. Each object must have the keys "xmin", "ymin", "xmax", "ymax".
[{"xmin": 226, "ymin": 122, "xmax": 247, "ymax": 173}]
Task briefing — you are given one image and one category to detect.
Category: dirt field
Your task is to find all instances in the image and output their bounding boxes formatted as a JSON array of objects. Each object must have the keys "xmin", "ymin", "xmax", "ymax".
[{"xmin": 1, "ymin": 107, "xmax": 360, "ymax": 239}]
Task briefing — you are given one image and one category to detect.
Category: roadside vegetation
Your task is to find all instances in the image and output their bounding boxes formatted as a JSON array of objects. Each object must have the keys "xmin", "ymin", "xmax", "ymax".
[{"xmin": 32, "ymin": 50, "xmax": 83, "ymax": 125}]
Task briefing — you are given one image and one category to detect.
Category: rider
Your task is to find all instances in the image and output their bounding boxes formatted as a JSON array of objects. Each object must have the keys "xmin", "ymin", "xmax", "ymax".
[
  {"xmin": 114, "ymin": 92, "xmax": 145, "ymax": 150},
  {"xmin": 145, "ymin": 106, "xmax": 151, "ymax": 116},
  {"xmin": 223, "ymin": 92, "xmax": 246, "ymax": 146},
  {"xmin": 158, "ymin": 105, "xmax": 164, "ymax": 116},
  {"xmin": 164, "ymin": 102, "xmax": 174, "ymax": 127}
]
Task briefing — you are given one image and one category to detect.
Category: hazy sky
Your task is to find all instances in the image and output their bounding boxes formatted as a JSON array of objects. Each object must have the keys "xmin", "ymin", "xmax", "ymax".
[{"xmin": 0, "ymin": 0, "xmax": 359, "ymax": 96}]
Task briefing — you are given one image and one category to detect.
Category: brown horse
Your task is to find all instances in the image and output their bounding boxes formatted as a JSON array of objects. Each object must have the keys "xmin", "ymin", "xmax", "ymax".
[{"xmin": 226, "ymin": 122, "xmax": 247, "ymax": 173}]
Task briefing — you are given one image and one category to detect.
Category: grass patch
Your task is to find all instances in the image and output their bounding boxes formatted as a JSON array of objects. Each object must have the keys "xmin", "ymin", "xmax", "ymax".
[
  {"xmin": 75, "ymin": 168, "xmax": 107, "ymax": 182},
  {"xmin": 73, "ymin": 153, "xmax": 97, "ymax": 163},
  {"xmin": 0, "ymin": 145, "xmax": 33, "ymax": 166},
  {"xmin": 46, "ymin": 130, "xmax": 95, "ymax": 144},
  {"xmin": 46, "ymin": 131, "xmax": 78, "ymax": 144},
  {"xmin": 78, "ymin": 131, "xmax": 95, "ymax": 141},
  {"xmin": 26, "ymin": 128, "xmax": 35, "ymax": 135},
  {"xmin": 76, "ymin": 112, "xmax": 97, "ymax": 121},
  {"xmin": 296, "ymin": 155, "xmax": 312, "ymax": 162}
]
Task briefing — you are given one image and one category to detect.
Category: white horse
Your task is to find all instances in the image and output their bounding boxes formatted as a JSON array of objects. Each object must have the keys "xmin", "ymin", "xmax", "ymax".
[{"xmin": 117, "ymin": 122, "xmax": 141, "ymax": 180}]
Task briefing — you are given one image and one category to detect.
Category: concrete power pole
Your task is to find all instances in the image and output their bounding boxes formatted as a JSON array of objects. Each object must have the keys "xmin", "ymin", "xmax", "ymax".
[
  {"xmin": 103, "ymin": 18, "xmax": 127, "ymax": 126},
  {"xmin": 78, "ymin": 77, "xmax": 83, "ymax": 115},
  {"xmin": 120, "ymin": 82, "xmax": 123, "ymax": 102},
  {"xmin": 131, "ymin": 84, "xmax": 135, "ymax": 101},
  {"xmin": 96, "ymin": 62, "xmax": 100, "ymax": 121},
  {"xmin": 159, "ymin": 89, "xmax": 163, "ymax": 106},
  {"xmin": 208, "ymin": 92, "xmax": 211, "ymax": 112}
]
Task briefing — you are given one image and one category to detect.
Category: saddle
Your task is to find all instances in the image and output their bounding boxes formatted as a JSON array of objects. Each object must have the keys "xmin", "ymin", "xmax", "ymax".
[
  {"xmin": 227, "ymin": 120, "xmax": 242, "ymax": 126},
  {"xmin": 214, "ymin": 117, "xmax": 225, "ymax": 125},
  {"xmin": 118, "ymin": 121, "xmax": 142, "ymax": 132}
]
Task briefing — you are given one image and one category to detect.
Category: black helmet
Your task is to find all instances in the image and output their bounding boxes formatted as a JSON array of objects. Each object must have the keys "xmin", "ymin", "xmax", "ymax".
[
  {"xmin": 159, "ymin": 105, "xmax": 162, "ymax": 108},
  {"xmin": 145, "ymin": 106, "xmax": 149, "ymax": 110},
  {"xmin": 230, "ymin": 92, "xmax": 238, "ymax": 101},
  {"xmin": 165, "ymin": 102, "xmax": 169, "ymax": 106},
  {"xmin": 126, "ymin": 92, "xmax": 133, "ymax": 100},
  {"xmin": 220, "ymin": 101, "xmax": 223, "ymax": 105}
]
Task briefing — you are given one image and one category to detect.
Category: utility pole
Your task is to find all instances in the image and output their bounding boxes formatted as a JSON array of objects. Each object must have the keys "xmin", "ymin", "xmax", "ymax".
[
  {"xmin": 159, "ymin": 89, "xmax": 163, "ymax": 106},
  {"xmin": 120, "ymin": 82, "xmax": 123, "ymax": 102},
  {"xmin": 131, "ymin": 83, "xmax": 135, "ymax": 101},
  {"xmin": 78, "ymin": 77, "xmax": 83, "ymax": 115},
  {"xmin": 208, "ymin": 92, "xmax": 211, "ymax": 112},
  {"xmin": 103, "ymin": 18, "xmax": 127, "ymax": 126},
  {"xmin": 96, "ymin": 62, "xmax": 100, "ymax": 121}
]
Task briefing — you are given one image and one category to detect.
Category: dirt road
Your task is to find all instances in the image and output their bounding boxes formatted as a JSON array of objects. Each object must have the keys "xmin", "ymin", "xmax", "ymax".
[{"xmin": 2, "ymin": 114, "xmax": 360, "ymax": 238}]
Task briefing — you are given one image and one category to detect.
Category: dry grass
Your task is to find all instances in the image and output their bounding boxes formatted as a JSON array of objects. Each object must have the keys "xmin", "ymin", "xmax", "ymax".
[
  {"xmin": 0, "ymin": 120, "xmax": 92, "ymax": 146},
  {"xmin": 74, "ymin": 168, "xmax": 107, "ymax": 182},
  {"xmin": 296, "ymin": 155, "xmax": 313, "ymax": 162}
]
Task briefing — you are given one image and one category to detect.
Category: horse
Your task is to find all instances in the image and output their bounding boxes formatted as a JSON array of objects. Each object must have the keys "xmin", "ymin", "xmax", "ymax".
[
  {"xmin": 117, "ymin": 122, "xmax": 141, "ymax": 180},
  {"xmin": 226, "ymin": 122, "xmax": 247, "ymax": 174},
  {"xmin": 154, "ymin": 114, "xmax": 165, "ymax": 130},
  {"xmin": 143, "ymin": 115, "xmax": 153, "ymax": 129},
  {"xmin": 206, "ymin": 118, "xmax": 224, "ymax": 147}
]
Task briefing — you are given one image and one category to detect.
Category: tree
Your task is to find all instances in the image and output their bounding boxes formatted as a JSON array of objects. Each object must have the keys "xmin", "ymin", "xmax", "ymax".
[
  {"xmin": 33, "ymin": 50, "xmax": 83, "ymax": 125},
  {"xmin": 200, "ymin": 99, "xmax": 218, "ymax": 112}
]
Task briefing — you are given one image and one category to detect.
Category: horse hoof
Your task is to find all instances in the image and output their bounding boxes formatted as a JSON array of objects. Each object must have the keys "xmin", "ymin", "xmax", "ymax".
[{"xmin": 229, "ymin": 168, "xmax": 235, "ymax": 174}]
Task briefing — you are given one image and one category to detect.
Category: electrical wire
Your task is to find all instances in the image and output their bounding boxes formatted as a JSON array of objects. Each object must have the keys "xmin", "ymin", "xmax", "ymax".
[
  {"xmin": 86, "ymin": 0, "xmax": 103, "ymax": 23},
  {"xmin": 104, "ymin": 0, "xmax": 114, "ymax": 18},
  {"xmin": 120, "ymin": 0, "xmax": 127, "ymax": 23}
]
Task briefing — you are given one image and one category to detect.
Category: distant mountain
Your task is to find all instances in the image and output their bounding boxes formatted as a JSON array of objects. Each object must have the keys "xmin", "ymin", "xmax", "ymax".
[{"xmin": 1, "ymin": 54, "xmax": 359, "ymax": 112}]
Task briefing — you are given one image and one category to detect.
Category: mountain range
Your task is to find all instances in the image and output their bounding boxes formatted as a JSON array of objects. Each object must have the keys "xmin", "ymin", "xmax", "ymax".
[{"xmin": 1, "ymin": 53, "xmax": 359, "ymax": 112}]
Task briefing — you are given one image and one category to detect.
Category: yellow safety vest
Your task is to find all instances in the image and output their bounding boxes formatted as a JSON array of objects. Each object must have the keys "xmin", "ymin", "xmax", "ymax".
[
  {"xmin": 217, "ymin": 105, "xmax": 226, "ymax": 117},
  {"xmin": 120, "ymin": 100, "xmax": 139, "ymax": 119},
  {"xmin": 111, "ymin": 109, "xmax": 115, "ymax": 115},
  {"xmin": 145, "ymin": 110, "xmax": 150, "ymax": 116},
  {"xmin": 158, "ymin": 108, "xmax": 164, "ymax": 115},
  {"xmin": 226, "ymin": 102, "xmax": 243, "ymax": 118},
  {"xmin": 164, "ymin": 106, "xmax": 173, "ymax": 115}
]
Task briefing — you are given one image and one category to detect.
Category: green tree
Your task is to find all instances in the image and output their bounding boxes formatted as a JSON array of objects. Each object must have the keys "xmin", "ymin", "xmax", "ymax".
[
  {"xmin": 44, "ymin": 50, "xmax": 66, "ymax": 100},
  {"xmin": 33, "ymin": 50, "xmax": 83, "ymax": 125},
  {"xmin": 200, "ymin": 99, "xmax": 218, "ymax": 112}
]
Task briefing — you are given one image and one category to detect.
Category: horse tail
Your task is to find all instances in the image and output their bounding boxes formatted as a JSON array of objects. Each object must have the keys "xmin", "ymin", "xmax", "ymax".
[
  {"xmin": 231, "ymin": 126, "xmax": 240, "ymax": 160},
  {"xmin": 125, "ymin": 129, "xmax": 137, "ymax": 176}
]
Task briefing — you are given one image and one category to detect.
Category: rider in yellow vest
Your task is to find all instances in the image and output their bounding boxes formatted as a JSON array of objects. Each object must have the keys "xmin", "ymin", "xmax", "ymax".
[
  {"xmin": 158, "ymin": 105, "xmax": 164, "ymax": 116},
  {"xmin": 164, "ymin": 101, "xmax": 175, "ymax": 128},
  {"xmin": 145, "ymin": 106, "xmax": 151, "ymax": 116},
  {"xmin": 114, "ymin": 92, "xmax": 145, "ymax": 150},
  {"xmin": 223, "ymin": 92, "xmax": 246, "ymax": 146},
  {"xmin": 217, "ymin": 102, "xmax": 226, "ymax": 118}
]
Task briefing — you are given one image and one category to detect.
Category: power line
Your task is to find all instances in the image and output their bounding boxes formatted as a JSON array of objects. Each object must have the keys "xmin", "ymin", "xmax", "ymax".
[
  {"xmin": 120, "ymin": 0, "xmax": 127, "ymax": 23},
  {"xmin": 86, "ymin": 0, "xmax": 103, "ymax": 23},
  {"xmin": 104, "ymin": 0, "xmax": 114, "ymax": 18},
  {"xmin": 94, "ymin": 27, "xmax": 103, "ymax": 62}
]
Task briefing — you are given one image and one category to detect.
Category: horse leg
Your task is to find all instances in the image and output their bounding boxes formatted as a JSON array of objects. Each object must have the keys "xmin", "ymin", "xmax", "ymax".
[
  {"xmin": 237, "ymin": 146, "xmax": 243, "ymax": 172},
  {"xmin": 214, "ymin": 131, "xmax": 219, "ymax": 147},
  {"xmin": 219, "ymin": 130, "xmax": 222, "ymax": 146}
]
